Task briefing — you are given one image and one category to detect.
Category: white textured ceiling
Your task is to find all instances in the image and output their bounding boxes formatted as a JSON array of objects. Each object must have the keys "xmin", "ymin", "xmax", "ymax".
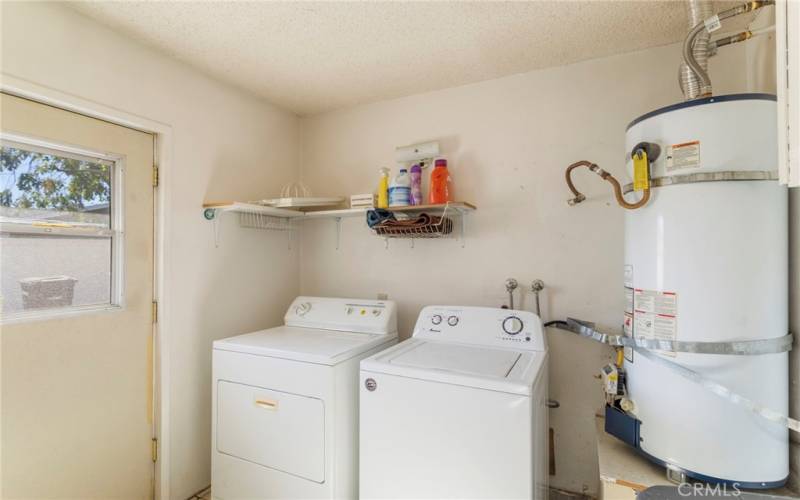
[{"xmin": 68, "ymin": 1, "xmax": 748, "ymax": 116}]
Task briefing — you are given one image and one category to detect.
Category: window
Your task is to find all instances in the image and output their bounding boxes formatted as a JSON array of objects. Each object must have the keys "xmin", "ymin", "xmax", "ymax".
[{"xmin": 0, "ymin": 136, "xmax": 123, "ymax": 319}]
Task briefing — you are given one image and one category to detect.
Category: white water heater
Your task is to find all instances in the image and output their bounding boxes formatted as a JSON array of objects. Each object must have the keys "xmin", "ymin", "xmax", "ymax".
[{"xmin": 623, "ymin": 94, "xmax": 788, "ymax": 487}]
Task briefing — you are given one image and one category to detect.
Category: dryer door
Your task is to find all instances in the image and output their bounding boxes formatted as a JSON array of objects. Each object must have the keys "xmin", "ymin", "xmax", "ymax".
[{"xmin": 216, "ymin": 380, "xmax": 325, "ymax": 483}]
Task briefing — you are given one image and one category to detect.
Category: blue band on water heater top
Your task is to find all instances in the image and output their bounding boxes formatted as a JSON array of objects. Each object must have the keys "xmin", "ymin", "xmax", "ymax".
[{"xmin": 626, "ymin": 93, "xmax": 777, "ymax": 131}]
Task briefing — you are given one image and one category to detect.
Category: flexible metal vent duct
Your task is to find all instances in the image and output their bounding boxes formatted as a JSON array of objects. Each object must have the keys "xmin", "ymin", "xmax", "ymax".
[{"xmin": 679, "ymin": 0, "xmax": 714, "ymax": 100}]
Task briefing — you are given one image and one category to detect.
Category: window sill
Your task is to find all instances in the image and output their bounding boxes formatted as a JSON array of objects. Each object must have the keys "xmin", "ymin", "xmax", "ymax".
[{"xmin": 1, "ymin": 303, "xmax": 123, "ymax": 325}]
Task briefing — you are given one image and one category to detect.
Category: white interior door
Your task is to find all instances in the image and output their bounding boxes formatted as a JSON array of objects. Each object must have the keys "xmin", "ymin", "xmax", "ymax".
[{"xmin": 0, "ymin": 92, "xmax": 156, "ymax": 499}]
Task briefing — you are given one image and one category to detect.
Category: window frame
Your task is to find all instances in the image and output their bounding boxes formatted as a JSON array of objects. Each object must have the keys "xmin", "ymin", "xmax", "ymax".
[{"xmin": 0, "ymin": 132, "xmax": 126, "ymax": 323}]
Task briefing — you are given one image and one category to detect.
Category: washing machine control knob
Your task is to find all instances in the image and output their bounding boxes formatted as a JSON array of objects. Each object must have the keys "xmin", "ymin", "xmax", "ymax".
[
  {"xmin": 502, "ymin": 316, "xmax": 523, "ymax": 335},
  {"xmin": 447, "ymin": 315, "xmax": 459, "ymax": 326},
  {"xmin": 431, "ymin": 314, "xmax": 443, "ymax": 325}
]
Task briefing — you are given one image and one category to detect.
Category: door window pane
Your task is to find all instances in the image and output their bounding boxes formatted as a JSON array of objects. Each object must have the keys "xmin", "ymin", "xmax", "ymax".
[{"xmin": 0, "ymin": 140, "xmax": 117, "ymax": 316}]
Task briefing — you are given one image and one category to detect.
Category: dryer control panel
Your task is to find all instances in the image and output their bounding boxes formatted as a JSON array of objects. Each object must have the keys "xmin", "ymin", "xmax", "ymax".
[
  {"xmin": 412, "ymin": 306, "xmax": 546, "ymax": 351},
  {"xmin": 285, "ymin": 296, "xmax": 398, "ymax": 335}
]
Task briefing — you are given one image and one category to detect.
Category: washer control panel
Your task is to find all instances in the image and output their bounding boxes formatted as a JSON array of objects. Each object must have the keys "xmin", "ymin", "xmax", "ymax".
[
  {"xmin": 413, "ymin": 305, "xmax": 545, "ymax": 351},
  {"xmin": 502, "ymin": 316, "xmax": 524, "ymax": 335}
]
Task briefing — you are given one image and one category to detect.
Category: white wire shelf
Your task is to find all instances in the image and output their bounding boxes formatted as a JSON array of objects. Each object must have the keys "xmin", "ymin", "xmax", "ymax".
[
  {"xmin": 303, "ymin": 202, "xmax": 476, "ymax": 219},
  {"xmin": 202, "ymin": 201, "xmax": 303, "ymax": 249},
  {"xmin": 202, "ymin": 200, "xmax": 476, "ymax": 249},
  {"xmin": 204, "ymin": 201, "xmax": 475, "ymax": 220},
  {"xmin": 202, "ymin": 201, "xmax": 306, "ymax": 220}
]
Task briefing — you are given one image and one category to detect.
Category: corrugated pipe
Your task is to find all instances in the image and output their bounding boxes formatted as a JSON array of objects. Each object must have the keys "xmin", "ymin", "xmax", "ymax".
[
  {"xmin": 682, "ymin": 0, "xmax": 775, "ymax": 99},
  {"xmin": 564, "ymin": 160, "xmax": 651, "ymax": 210},
  {"xmin": 679, "ymin": 0, "xmax": 714, "ymax": 100}
]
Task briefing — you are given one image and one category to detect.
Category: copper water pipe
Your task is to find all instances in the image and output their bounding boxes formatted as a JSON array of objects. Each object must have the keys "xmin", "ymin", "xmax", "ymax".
[{"xmin": 565, "ymin": 160, "xmax": 650, "ymax": 210}]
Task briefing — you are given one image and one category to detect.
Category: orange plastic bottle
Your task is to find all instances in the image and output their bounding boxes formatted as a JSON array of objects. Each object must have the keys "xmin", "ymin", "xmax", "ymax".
[{"xmin": 429, "ymin": 158, "xmax": 452, "ymax": 204}]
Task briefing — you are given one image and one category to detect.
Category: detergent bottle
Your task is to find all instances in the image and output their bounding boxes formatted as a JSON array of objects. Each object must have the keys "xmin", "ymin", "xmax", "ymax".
[
  {"xmin": 429, "ymin": 158, "xmax": 452, "ymax": 204},
  {"xmin": 377, "ymin": 167, "xmax": 390, "ymax": 208},
  {"xmin": 388, "ymin": 168, "xmax": 411, "ymax": 206},
  {"xmin": 409, "ymin": 164, "xmax": 423, "ymax": 205}
]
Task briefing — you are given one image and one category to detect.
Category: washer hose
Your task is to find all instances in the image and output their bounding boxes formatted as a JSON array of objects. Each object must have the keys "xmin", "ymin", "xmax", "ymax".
[{"xmin": 565, "ymin": 160, "xmax": 650, "ymax": 210}]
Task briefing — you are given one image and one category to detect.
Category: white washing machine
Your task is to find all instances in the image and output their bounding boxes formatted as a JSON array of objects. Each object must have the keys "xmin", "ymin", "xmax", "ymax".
[
  {"xmin": 359, "ymin": 305, "xmax": 548, "ymax": 500},
  {"xmin": 212, "ymin": 296, "xmax": 397, "ymax": 499}
]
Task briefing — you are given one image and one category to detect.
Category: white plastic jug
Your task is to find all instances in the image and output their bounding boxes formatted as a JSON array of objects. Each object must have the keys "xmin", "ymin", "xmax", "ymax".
[{"xmin": 388, "ymin": 168, "xmax": 411, "ymax": 206}]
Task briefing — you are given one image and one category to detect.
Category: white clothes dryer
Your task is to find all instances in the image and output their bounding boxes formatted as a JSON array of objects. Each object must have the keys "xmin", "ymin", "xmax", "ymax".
[{"xmin": 212, "ymin": 296, "xmax": 397, "ymax": 499}]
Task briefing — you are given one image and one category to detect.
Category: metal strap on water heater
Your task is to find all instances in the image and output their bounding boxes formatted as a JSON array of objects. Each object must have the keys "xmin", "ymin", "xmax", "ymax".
[
  {"xmin": 634, "ymin": 347, "xmax": 800, "ymax": 433},
  {"xmin": 564, "ymin": 318, "xmax": 793, "ymax": 355},
  {"xmin": 555, "ymin": 319, "xmax": 800, "ymax": 433},
  {"xmin": 621, "ymin": 170, "xmax": 779, "ymax": 195}
]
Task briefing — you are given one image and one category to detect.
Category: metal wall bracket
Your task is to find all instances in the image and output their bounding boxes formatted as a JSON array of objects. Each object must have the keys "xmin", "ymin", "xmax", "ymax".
[{"xmin": 335, "ymin": 217, "xmax": 342, "ymax": 251}]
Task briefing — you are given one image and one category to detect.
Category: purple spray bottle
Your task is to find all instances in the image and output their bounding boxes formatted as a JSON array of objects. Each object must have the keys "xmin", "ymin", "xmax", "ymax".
[{"xmin": 409, "ymin": 164, "xmax": 423, "ymax": 205}]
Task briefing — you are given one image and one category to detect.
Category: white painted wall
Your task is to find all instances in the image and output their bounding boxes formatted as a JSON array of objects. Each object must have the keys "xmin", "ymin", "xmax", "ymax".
[
  {"xmin": 1, "ymin": 3, "xmax": 300, "ymax": 499},
  {"xmin": 298, "ymin": 42, "xmax": 754, "ymax": 496}
]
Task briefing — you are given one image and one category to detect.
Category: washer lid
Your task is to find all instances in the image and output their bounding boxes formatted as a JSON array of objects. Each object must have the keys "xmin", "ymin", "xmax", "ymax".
[
  {"xmin": 389, "ymin": 342, "xmax": 521, "ymax": 378},
  {"xmin": 361, "ymin": 339, "xmax": 546, "ymax": 395},
  {"xmin": 213, "ymin": 326, "xmax": 396, "ymax": 365}
]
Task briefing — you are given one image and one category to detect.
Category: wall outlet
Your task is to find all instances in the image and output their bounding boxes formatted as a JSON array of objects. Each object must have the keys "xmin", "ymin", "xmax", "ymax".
[{"xmin": 377, "ymin": 293, "xmax": 389, "ymax": 300}]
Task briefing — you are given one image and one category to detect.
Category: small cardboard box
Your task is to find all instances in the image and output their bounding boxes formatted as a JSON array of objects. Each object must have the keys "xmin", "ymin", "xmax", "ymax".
[{"xmin": 350, "ymin": 194, "xmax": 376, "ymax": 208}]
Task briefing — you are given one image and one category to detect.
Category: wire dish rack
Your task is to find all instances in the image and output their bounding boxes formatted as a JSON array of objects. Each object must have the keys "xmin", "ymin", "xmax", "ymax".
[
  {"xmin": 202, "ymin": 202, "xmax": 302, "ymax": 248},
  {"xmin": 237, "ymin": 210, "xmax": 295, "ymax": 231}
]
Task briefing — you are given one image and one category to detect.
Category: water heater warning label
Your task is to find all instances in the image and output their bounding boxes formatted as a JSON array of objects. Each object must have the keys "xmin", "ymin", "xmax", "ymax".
[
  {"xmin": 623, "ymin": 276, "xmax": 635, "ymax": 362},
  {"xmin": 633, "ymin": 289, "xmax": 676, "ymax": 316},
  {"xmin": 634, "ymin": 313, "xmax": 676, "ymax": 339},
  {"xmin": 666, "ymin": 141, "xmax": 700, "ymax": 172},
  {"xmin": 624, "ymin": 287, "xmax": 634, "ymax": 314},
  {"xmin": 623, "ymin": 265, "xmax": 633, "ymax": 288},
  {"xmin": 633, "ymin": 289, "xmax": 677, "ymax": 352}
]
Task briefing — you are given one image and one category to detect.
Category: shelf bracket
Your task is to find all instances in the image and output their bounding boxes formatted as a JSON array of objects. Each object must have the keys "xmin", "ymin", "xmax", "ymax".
[
  {"xmin": 460, "ymin": 214, "xmax": 466, "ymax": 248},
  {"xmin": 203, "ymin": 208, "xmax": 222, "ymax": 247},
  {"xmin": 212, "ymin": 217, "xmax": 221, "ymax": 248},
  {"xmin": 335, "ymin": 217, "xmax": 342, "ymax": 251}
]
